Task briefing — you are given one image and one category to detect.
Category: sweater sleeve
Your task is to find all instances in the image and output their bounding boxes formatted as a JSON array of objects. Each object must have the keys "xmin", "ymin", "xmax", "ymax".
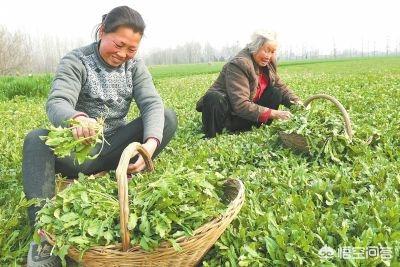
[
  {"xmin": 131, "ymin": 59, "xmax": 164, "ymax": 143},
  {"xmin": 46, "ymin": 50, "xmax": 86, "ymax": 127}
]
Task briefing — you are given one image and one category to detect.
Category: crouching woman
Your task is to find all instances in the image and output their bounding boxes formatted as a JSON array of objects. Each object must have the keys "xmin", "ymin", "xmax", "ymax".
[{"xmin": 196, "ymin": 30, "xmax": 302, "ymax": 138}]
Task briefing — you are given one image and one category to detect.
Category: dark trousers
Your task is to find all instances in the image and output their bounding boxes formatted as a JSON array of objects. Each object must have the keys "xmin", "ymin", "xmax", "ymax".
[
  {"xmin": 23, "ymin": 108, "xmax": 177, "ymax": 225},
  {"xmin": 201, "ymin": 87, "xmax": 283, "ymax": 138}
]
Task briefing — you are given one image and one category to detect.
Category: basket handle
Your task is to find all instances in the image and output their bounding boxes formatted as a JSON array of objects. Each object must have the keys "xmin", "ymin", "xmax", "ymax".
[
  {"xmin": 115, "ymin": 142, "xmax": 154, "ymax": 251},
  {"xmin": 303, "ymin": 94, "xmax": 353, "ymax": 139}
]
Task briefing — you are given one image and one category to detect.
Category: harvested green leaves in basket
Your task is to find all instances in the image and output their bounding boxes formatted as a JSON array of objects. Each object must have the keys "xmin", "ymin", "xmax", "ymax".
[
  {"xmin": 274, "ymin": 103, "xmax": 351, "ymax": 161},
  {"xmin": 35, "ymin": 169, "xmax": 227, "ymax": 263}
]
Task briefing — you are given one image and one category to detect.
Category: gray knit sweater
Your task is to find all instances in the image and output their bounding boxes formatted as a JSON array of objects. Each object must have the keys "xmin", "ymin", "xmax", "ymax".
[{"xmin": 46, "ymin": 42, "xmax": 164, "ymax": 143}]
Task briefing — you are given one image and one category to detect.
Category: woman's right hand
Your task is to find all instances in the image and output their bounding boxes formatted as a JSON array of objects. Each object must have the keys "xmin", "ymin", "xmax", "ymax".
[
  {"xmin": 270, "ymin": 109, "xmax": 292, "ymax": 120},
  {"xmin": 71, "ymin": 115, "xmax": 98, "ymax": 144}
]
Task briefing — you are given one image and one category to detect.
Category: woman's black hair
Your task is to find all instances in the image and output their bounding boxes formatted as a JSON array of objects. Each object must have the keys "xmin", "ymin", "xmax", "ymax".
[{"xmin": 94, "ymin": 6, "xmax": 145, "ymax": 41}]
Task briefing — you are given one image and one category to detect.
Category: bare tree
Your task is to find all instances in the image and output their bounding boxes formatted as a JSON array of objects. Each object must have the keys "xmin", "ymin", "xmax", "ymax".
[
  {"xmin": 386, "ymin": 36, "xmax": 390, "ymax": 56},
  {"xmin": 332, "ymin": 38, "xmax": 337, "ymax": 58},
  {"xmin": 361, "ymin": 39, "xmax": 364, "ymax": 57},
  {"xmin": 203, "ymin": 43, "xmax": 216, "ymax": 62},
  {"xmin": 31, "ymin": 34, "xmax": 84, "ymax": 73},
  {"xmin": 219, "ymin": 41, "xmax": 241, "ymax": 61},
  {"xmin": 0, "ymin": 25, "xmax": 32, "ymax": 75}
]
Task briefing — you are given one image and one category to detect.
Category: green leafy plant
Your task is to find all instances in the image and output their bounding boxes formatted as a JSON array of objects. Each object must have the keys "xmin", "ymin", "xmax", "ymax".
[
  {"xmin": 1, "ymin": 57, "xmax": 399, "ymax": 266},
  {"xmin": 35, "ymin": 170, "xmax": 226, "ymax": 264},
  {"xmin": 274, "ymin": 103, "xmax": 351, "ymax": 162},
  {"xmin": 40, "ymin": 118, "xmax": 105, "ymax": 164}
]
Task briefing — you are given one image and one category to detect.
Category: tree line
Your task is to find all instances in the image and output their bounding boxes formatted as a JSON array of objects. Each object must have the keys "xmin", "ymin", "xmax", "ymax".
[
  {"xmin": 1, "ymin": 25, "xmax": 399, "ymax": 75},
  {"xmin": 0, "ymin": 25, "xmax": 83, "ymax": 75}
]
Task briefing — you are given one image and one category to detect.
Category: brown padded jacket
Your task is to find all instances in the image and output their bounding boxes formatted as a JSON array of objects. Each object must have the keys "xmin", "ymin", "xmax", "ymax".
[{"xmin": 196, "ymin": 48, "xmax": 299, "ymax": 122}]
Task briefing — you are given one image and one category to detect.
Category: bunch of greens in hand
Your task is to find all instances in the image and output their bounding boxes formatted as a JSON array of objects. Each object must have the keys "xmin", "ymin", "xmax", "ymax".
[{"xmin": 40, "ymin": 118, "xmax": 105, "ymax": 164}]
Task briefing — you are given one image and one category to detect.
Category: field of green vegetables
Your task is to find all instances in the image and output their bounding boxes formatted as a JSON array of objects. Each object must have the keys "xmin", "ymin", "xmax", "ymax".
[{"xmin": 0, "ymin": 57, "xmax": 399, "ymax": 266}]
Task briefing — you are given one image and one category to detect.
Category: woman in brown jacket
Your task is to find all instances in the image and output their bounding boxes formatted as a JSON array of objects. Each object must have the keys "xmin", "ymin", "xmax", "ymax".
[{"xmin": 196, "ymin": 30, "xmax": 302, "ymax": 138}]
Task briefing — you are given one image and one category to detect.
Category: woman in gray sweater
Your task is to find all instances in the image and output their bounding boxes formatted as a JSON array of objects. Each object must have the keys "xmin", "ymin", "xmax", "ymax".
[{"xmin": 24, "ymin": 6, "xmax": 177, "ymax": 266}]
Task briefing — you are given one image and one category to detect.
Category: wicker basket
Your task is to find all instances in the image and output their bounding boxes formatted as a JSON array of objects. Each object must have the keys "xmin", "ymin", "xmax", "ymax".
[
  {"xmin": 279, "ymin": 94, "xmax": 353, "ymax": 153},
  {"xmin": 46, "ymin": 142, "xmax": 245, "ymax": 266}
]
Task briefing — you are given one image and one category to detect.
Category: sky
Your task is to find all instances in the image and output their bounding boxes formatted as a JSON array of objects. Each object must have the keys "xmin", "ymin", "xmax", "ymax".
[{"xmin": 1, "ymin": 0, "xmax": 400, "ymax": 55}]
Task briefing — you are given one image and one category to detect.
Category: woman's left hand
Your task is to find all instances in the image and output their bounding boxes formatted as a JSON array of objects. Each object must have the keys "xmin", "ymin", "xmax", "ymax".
[{"xmin": 127, "ymin": 138, "xmax": 158, "ymax": 173}]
